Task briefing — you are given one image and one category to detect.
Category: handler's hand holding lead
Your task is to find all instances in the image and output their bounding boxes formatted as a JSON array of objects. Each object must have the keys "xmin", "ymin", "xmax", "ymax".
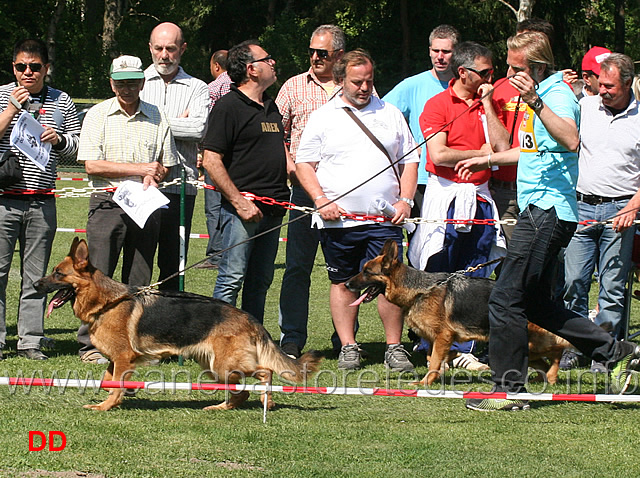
[
  {"xmin": 391, "ymin": 200, "xmax": 411, "ymax": 225},
  {"xmin": 315, "ymin": 197, "xmax": 342, "ymax": 222}
]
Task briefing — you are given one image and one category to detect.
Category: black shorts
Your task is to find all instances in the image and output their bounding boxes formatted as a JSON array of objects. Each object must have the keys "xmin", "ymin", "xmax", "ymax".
[{"xmin": 319, "ymin": 224, "xmax": 403, "ymax": 283}]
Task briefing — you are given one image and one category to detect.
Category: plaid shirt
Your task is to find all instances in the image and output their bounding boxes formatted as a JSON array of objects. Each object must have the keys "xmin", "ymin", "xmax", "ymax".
[
  {"xmin": 78, "ymin": 97, "xmax": 178, "ymax": 189},
  {"xmin": 208, "ymin": 71, "xmax": 232, "ymax": 110},
  {"xmin": 275, "ymin": 68, "xmax": 342, "ymax": 160}
]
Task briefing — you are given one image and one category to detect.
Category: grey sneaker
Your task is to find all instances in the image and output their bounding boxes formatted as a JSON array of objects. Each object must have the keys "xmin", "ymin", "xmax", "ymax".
[
  {"xmin": 466, "ymin": 398, "xmax": 530, "ymax": 411},
  {"xmin": 338, "ymin": 344, "xmax": 361, "ymax": 370},
  {"xmin": 384, "ymin": 344, "xmax": 415, "ymax": 372}
]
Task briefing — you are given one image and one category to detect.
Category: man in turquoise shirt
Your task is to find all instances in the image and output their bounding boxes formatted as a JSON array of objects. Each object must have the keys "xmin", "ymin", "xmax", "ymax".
[{"xmin": 459, "ymin": 32, "xmax": 640, "ymax": 411}]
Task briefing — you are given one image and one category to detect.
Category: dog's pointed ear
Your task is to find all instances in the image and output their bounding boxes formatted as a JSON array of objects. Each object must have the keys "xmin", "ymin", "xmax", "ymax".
[
  {"xmin": 73, "ymin": 239, "xmax": 90, "ymax": 270},
  {"xmin": 380, "ymin": 239, "xmax": 398, "ymax": 273}
]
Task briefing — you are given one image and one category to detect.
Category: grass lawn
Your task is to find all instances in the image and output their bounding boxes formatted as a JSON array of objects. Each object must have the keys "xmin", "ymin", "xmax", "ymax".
[{"xmin": 1, "ymin": 178, "xmax": 640, "ymax": 477}]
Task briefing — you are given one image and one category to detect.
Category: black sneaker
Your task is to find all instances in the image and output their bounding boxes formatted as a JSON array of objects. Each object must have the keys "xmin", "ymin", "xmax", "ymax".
[
  {"xmin": 18, "ymin": 348, "xmax": 48, "ymax": 360},
  {"xmin": 281, "ymin": 342, "xmax": 302, "ymax": 359},
  {"xmin": 559, "ymin": 349, "xmax": 588, "ymax": 370}
]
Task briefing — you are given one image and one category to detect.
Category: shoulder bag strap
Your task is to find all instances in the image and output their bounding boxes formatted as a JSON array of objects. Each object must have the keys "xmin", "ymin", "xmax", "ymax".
[{"xmin": 342, "ymin": 106, "xmax": 401, "ymax": 184}]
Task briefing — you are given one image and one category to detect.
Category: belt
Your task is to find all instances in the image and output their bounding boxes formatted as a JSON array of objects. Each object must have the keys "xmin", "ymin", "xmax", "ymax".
[
  {"xmin": 576, "ymin": 192, "xmax": 633, "ymax": 205},
  {"xmin": 490, "ymin": 179, "xmax": 517, "ymax": 191}
]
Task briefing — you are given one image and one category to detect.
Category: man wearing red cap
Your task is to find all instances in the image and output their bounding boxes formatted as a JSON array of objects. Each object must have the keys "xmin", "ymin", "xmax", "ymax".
[{"xmin": 579, "ymin": 46, "xmax": 612, "ymax": 98}]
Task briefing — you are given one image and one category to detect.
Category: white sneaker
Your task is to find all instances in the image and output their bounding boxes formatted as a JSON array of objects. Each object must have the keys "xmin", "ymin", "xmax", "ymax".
[{"xmin": 451, "ymin": 353, "xmax": 490, "ymax": 371}]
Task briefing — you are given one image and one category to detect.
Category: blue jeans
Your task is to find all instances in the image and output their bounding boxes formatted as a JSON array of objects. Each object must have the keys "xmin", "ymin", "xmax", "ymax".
[
  {"xmin": 489, "ymin": 205, "xmax": 625, "ymax": 393},
  {"xmin": 563, "ymin": 199, "xmax": 634, "ymax": 339},
  {"xmin": 278, "ymin": 185, "xmax": 320, "ymax": 348},
  {"xmin": 204, "ymin": 172, "xmax": 223, "ymax": 265},
  {"xmin": 213, "ymin": 203, "xmax": 283, "ymax": 323},
  {"xmin": 0, "ymin": 196, "xmax": 56, "ymax": 350}
]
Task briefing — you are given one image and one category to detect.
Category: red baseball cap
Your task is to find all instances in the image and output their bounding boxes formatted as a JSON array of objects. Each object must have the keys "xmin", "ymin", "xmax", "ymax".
[{"xmin": 581, "ymin": 46, "xmax": 612, "ymax": 75}]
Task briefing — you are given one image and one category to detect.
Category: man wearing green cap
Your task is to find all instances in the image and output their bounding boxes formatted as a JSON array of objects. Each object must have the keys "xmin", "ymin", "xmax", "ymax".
[{"xmin": 75, "ymin": 54, "xmax": 178, "ymax": 363}]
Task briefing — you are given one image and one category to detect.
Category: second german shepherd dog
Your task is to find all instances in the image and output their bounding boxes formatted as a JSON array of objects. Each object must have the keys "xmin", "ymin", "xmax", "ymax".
[
  {"xmin": 35, "ymin": 238, "xmax": 322, "ymax": 411},
  {"xmin": 345, "ymin": 240, "xmax": 570, "ymax": 386}
]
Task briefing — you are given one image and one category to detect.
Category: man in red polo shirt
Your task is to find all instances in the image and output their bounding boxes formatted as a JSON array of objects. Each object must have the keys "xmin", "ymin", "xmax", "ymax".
[
  {"xmin": 408, "ymin": 41, "xmax": 509, "ymax": 273},
  {"xmin": 407, "ymin": 42, "xmax": 510, "ymax": 366}
]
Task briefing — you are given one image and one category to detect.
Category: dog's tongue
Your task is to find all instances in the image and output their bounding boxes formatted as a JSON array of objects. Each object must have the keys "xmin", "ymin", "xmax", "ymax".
[
  {"xmin": 349, "ymin": 292, "xmax": 368, "ymax": 307},
  {"xmin": 46, "ymin": 290, "xmax": 67, "ymax": 318}
]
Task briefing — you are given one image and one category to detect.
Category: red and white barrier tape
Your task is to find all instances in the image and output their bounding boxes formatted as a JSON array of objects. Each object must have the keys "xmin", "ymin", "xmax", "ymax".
[{"xmin": 1, "ymin": 376, "xmax": 638, "ymax": 403}]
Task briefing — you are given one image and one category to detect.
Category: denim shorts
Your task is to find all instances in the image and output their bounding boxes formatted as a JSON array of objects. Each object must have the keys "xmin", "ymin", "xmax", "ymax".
[{"xmin": 319, "ymin": 224, "xmax": 403, "ymax": 283}]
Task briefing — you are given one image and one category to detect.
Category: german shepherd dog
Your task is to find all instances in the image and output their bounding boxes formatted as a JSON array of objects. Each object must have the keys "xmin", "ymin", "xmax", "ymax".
[
  {"xmin": 345, "ymin": 240, "xmax": 570, "ymax": 386},
  {"xmin": 35, "ymin": 238, "xmax": 322, "ymax": 411}
]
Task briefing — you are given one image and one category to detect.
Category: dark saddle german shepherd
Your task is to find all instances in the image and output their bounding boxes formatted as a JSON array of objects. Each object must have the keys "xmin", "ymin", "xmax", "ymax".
[
  {"xmin": 345, "ymin": 239, "xmax": 569, "ymax": 386},
  {"xmin": 35, "ymin": 238, "xmax": 322, "ymax": 411}
]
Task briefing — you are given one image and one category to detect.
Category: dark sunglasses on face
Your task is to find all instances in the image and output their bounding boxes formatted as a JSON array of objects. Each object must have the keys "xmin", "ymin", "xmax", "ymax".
[
  {"xmin": 14, "ymin": 62, "xmax": 43, "ymax": 73},
  {"xmin": 250, "ymin": 54, "xmax": 273, "ymax": 64},
  {"xmin": 308, "ymin": 48, "xmax": 334, "ymax": 59},
  {"xmin": 466, "ymin": 66, "xmax": 494, "ymax": 79}
]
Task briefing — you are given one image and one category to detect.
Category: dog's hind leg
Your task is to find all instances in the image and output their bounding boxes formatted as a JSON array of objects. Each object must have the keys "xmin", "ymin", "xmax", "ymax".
[{"xmin": 203, "ymin": 369, "xmax": 251, "ymax": 411}]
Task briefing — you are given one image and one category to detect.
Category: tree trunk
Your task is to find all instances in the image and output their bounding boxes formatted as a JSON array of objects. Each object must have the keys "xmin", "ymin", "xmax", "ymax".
[
  {"xmin": 46, "ymin": 0, "xmax": 66, "ymax": 82},
  {"xmin": 103, "ymin": 0, "xmax": 120, "ymax": 57},
  {"xmin": 517, "ymin": 0, "xmax": 535, "ymax": 22}
]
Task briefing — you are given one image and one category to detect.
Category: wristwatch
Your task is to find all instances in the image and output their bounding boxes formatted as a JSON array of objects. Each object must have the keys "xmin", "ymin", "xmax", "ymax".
[
  {"xmin": 399, "ymin": 197, "xmax": 414, "ymax": 208},
  {"xmin": 530, "ymin": 96, "xmax": 544, "ymax": 114}
]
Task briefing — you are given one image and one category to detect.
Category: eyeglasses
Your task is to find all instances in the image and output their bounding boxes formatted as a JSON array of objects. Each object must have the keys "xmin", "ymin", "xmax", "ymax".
[
  {"xmin": 466, "ymin": 67, "xmax": 494, "ymax": 79},
  {"xmin": 14, "ymin": 62, "xmax": 43, "ymax": 73},
  {"xmin": 308, "ymin": 48, "xmax": 335, "ymax": 59},
  {"xmin": 250, "ymin": 54, "xmax": 273, "ymax": 64}
]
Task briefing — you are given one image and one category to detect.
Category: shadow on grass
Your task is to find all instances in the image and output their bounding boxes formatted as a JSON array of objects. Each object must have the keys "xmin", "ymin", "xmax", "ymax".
[{"xmin": 115, "ymin": 397, "xmax": 337, "ymax": 412}]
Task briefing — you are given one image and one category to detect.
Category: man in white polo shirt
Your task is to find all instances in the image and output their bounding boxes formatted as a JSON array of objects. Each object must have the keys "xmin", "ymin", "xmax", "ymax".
[
  {"xmin": 296, "ymin": 49, "xmax": 419, "ymax": 371},
  {"xmin": 563, "ymin": 53, "xmax": 640, "ymax": 371}
]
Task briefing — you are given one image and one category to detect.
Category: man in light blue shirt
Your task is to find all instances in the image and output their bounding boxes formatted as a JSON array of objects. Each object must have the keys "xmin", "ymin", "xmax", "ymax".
[{"xmin": 383, "ymin": 25, "xmax": 459, "ymax": 215}]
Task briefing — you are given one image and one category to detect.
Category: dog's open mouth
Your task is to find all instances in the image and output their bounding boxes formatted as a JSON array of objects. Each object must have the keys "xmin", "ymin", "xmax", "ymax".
[
  {"xmin": 46, "ymin": 288, "xmax": 76, "ymax": 317},
  {"xmin": 349, "ymin": 285, "xmax": 385, "ymax": 307}
]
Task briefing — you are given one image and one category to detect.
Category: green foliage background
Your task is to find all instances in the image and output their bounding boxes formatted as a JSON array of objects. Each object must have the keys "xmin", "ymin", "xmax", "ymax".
[{"xmin": 1, "ymin": 0, "xmax": 639, "ymax": 99}]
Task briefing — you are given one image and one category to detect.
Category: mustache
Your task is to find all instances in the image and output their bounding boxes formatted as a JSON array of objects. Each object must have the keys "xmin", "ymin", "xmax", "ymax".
[{"xmin": 601, "ymin": 92, "xmax": 613, "ymax": 99}]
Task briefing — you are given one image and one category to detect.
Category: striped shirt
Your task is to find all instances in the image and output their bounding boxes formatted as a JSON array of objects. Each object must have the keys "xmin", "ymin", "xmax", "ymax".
[
  {"xmin": 140, "ymin": 65, "xmax": 209, "ymax": 195},
  {"xmin": 0, "ymin": 82, "xmax": 80, "ymax": 193},
  {"xmin": 77, "ymin": 97, "xmax": 178, "ymax": 189},
  {"xmin": 275, "ymin": 68, "xmax": 342, "ymax": 161},
  {"xmin": 208, "ymin": 71, "xmax": 232, "ymax": 110}
]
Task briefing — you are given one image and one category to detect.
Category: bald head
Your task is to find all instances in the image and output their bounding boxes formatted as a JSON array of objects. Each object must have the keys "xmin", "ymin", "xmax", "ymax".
[{"xmin": 149, "ymin": 22, "xmax": 186, "ymax": 81}]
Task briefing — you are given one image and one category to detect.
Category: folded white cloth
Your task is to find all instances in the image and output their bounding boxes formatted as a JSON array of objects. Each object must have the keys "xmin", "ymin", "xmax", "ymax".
[{"xmin": 407, "ymin": 175, "xmax": 506, "ymax": 271}]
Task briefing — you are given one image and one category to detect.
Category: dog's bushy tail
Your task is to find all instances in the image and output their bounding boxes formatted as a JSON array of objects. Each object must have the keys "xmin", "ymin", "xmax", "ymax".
[{"xmin": 256, "ymin": 338, "xmax": 323, "ymax": 383}]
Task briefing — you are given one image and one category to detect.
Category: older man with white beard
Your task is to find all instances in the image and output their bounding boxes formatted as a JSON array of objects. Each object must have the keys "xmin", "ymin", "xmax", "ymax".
[{"xmin": 140, "ymin": 22, "xmax": 209, "ymax": 290}]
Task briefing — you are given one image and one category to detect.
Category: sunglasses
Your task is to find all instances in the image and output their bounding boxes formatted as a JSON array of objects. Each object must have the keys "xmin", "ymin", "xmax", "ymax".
[
  {"xmin": 308, "ymin": 48, "xmax": 334, "ymax": 59},
  {"xmin": 250, "ymin": 54, "xmax": 273, "ymax": 64},
  {"xmin": 14, "ymin": 62, "xmax": 43, "ymax": 73},
  {"xmin": 466, "ymin": 66, "xmax": 494, "ymax": 79}
]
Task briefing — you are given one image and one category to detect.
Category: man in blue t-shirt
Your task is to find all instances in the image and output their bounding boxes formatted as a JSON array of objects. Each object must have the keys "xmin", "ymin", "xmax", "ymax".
[{"xmin": 383, "ymin": 25, "xmax": 459, "ymax": 219}]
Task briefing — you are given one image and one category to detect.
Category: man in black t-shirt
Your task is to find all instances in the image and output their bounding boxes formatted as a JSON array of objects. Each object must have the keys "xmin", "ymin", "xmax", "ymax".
[{"xmin": 202, "ymin": 40, "xmax": 291, "ymax": 323}]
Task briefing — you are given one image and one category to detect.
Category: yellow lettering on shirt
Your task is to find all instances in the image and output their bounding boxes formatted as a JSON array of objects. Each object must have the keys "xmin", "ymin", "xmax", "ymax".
[{"xmin": 261, "ymin": 122, "xmax": 280, "ymax": 133}]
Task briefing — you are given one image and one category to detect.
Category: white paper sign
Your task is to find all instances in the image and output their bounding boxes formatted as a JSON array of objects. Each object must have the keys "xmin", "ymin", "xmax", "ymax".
[
  {"xmin": 113, "ymin": 180, "xmax": 169, "ymax": 228},
  {"xmin": 9, "ymin": 111, "xmax": 51, "ymax": 172}
]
